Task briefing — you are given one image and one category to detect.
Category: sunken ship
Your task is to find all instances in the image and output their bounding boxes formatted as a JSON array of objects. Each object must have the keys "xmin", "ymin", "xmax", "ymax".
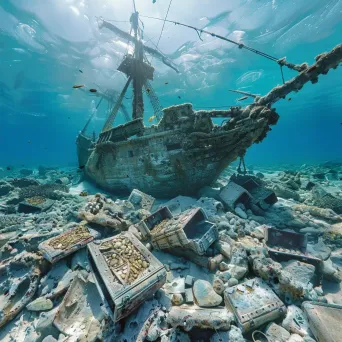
[{"xmin": 76, "ymin": 10, "xmax": 342, "ymax": 198}]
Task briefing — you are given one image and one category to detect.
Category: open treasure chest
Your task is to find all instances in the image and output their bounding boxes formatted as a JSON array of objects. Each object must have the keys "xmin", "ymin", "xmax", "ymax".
[
  {"xmin": 18, "ymin": 196, "xmax": 55, "ymax": 214},
  {"xmin": 230, "ymin": 174, "xmax": 278, "ymax": 209},
  {"xmin": 264, "ymin": 226, "xmax": 323, "ymax": 283},
  {"xmin": 224, "ymin": 278, "xmax": 286, "ymax": 333},
  {"xmin": 128, "ymin": 188, "xmax": 155, "ymax": 212},
  {"xmin": 138, "ymin": 207, "xmax": 218, "ymax": 255},
  {"xmin": 87, "ymin": 232, "xmax": 166, "ymax": 322},
  {"xmin": 38, "ymin": 224, "xmax": 97, "ymax": 263}
]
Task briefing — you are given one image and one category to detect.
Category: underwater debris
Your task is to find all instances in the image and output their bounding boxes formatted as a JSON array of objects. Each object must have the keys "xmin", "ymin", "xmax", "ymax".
[
  {"xmin": 18, "ymin": 196, "xmax": 54, "ymax": 214},
  {"xmin": 0, "ymin": 215, "xmax": 26, "ymax": 230},
  {"xmin": 167, "ymin": 306, "xmax": 233, "ymax": 331},
  {"xmin": 54, "ymin": 273, "xmax": 106, "ymax": 338},
  {"xmin": 79, "ymin": 191, "xmax": 88, "ymax": 197},
  {"xmin": 224, "ymin": 278, "xmax": 286, "ymax": 333},
  {"xmin": 264, "ymin": 227, "xmax": 323, "ymax": 283},
  {"xmin": 237, "ymin": 96, "xmax": 248, "ymax": 101},
  {"xmin": 302, "ymin": 302, "xmax": 342, "ymax": 342},
  {"xmin": 89, "ymin": 88, "xmax": 97, "ymax": 93},
  {"xmin": 0, "ymin": 253, "xmax": 42, "ymax": 328},
  {"xmin": 78, "ymin": 193, "xmax": 129, "ymax": 230},
  {"xmin": 128, "ymin": 188, "xmax": 155, "ymax": 211},
  {"xmin": 18, "ymin": 183, "xmax": 69, "ymax": 201},
  {"xmin": 10, "ymin": 177, "xmax": 39, "ymax": 188},
  {"xmin": 87, "ymin": 232, "xmax": 167, "ymax": 322},
  {"xmin": 139, "ymin": 207, "xmax": 218, "ymax": 255},
  {"xmin": 311, "ymin": 185, "xmax": 342, "ymax": 214},
  {"xmin": 39, "ymin": 224, "xmax": 95, "ymax": 263}
]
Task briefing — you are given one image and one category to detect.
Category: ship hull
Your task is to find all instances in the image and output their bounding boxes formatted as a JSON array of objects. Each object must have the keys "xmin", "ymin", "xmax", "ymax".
[
  {"xmin": 85, "ymin": 135, "xmax": 233, "ymax": 198},
  {"xmin": 82, "ymin": 103, "xmax": 278, "ymax": 198}
]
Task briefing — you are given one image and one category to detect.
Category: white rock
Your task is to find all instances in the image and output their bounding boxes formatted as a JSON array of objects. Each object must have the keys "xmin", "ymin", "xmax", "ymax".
[
  {"xmin": 42, "ymin": 336, "xmax": 58, "ymax": 342},
  {"xmin": 234, "ymin": 206, "xmax": 247, "ymax": 219},
  {"xmin": 265, "ymin": 322, "xmax": 291, "ymax": 342},
  {"xmin": 27, "ymin": 297, "xmax": 53, "ymax": 312},
  {"xmin": 227, "ymin": 265, "xmax": 247, "ymax": 280},
  {"xmin": 288, "ymin": 334, "xmax": 304, "ymax": 342},
  {"xmin": 213, "ymin": 278, "xmax": 225, "ymax": 295},
  {"xmin": 193, "ymin": 280, "xmax": 222, "ymax": 307},
  {"xmin": 228, "ymin": 278, "xmax": 239, "ymax": 287},
  {"xmin": 282, "ymin": 305, "xmax": 310, "ymax": 337}
]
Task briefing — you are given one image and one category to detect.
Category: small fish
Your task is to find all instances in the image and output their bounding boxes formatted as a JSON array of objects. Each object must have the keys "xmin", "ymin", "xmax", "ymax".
[
  {"xmin": 288, "ymin": 97, "xmax": 292, "ymax": 101},
  {"xmin": 148, "ymin": 115, "xmax": 156, "ymax": 122},
  {"xmin": 79, "ymin": 165, "xmax": 85, "ymax": 169},
  {"xmin": 79, "ymin": 69, "xmax": 83, "ymax": 73},
  {"xmin": 68, "ymin": 116, "xmax": 71, "ymax": 119},
  {"xmin": 237, "ymin": 96, "xmax": 248, "ymax": 101},
  {"xmin": 6, "ymin": 166, "xmax": 11, "ymax": 171},
  {"xmin": 178, "ymin": 96, "xmax": 181, "ymax": 99},
  {"xmin": 146, "ymin": 88, "xmax": 151, "ymax": 93},
  {"xmin": 73, "ymin": 85, "xmax": 84, "ymax": 89},
  {"xmin": 89, "ymin": 88, "xmax": 97, "ymax": 93},
  {"xmin": 165, "ymin": 82, "xmax": 169, "ymax": 85},
  {"xmin": 28, "ymin": 141, "xmax": 31, "ymax": 144}
]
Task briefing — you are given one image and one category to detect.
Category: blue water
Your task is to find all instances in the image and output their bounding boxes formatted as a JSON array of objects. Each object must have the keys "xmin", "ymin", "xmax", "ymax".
[{"xmin": 0, "ymin": 0, "xmax": 341, "ymax": 168}]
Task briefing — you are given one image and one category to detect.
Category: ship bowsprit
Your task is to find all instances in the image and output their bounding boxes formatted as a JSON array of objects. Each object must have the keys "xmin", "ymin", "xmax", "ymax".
[{"xmin": 83, "ymin": 103, "xmax": 278, "ymax": 198}]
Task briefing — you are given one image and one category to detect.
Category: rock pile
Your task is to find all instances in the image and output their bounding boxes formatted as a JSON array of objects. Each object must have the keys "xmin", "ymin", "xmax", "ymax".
[{"xmin": 0, "ymin": 163, "xmax": 341, "ymax": 341}]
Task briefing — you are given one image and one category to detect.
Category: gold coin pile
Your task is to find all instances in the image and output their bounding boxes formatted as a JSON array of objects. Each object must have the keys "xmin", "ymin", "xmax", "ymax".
[
  {"xmin": 26, "ymin": 196, "xmax": 46, "ymax": 205},
  {"xmin": 48, "ymin": 225, "xmax": 91, "ymax": 250},
  {"xmin": 101, "ymin": 237, "xmax": 150, "ymax": 284},
  {"xmin": 150, "ymin": 219, "xmax": 170, "ymax": 236}
]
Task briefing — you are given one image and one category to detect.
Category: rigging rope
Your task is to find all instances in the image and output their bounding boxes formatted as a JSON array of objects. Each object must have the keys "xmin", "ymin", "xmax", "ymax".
[
  {"xmin": 149, "ymin": 0, "xmax": 173, "ymax": 65},
  {"xmin": 140, "ymin": 15, "xmax": 279, "ymax": 62},
  {"xmin": 139, "ymin": 14, "xmax": 304, "ymax": 84},
  {"xmin": 156, "ymin": 0, "xmax": 173, "ymax": 49}
]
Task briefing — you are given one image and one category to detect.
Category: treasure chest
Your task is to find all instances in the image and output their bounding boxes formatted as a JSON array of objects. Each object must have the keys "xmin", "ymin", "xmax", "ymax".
[
  {"xmin": 150, "ymin": 207, "xmax": 218, "ymax": 255},
  {"xmin": 18, "ymin": 197, "xmax": 54, "ymax": 214},
  {"xmin": 165, "ymin": 247, "xmax": 224, "ymax": 272},
  {"xmin": 137, "ymin": 206, "xmax": 173, "ymax": 240},
  {"xmin": 54, "ymin": 274, "xmax": 106, "ymax": 336},
  {"xmin": 128, "ymin": 189, "xmax": 155, "ymax": 212},
  {"xmin": 240, "ymin": 177, "xmax": 278, "ymax": 209},
  {"xmin": 230, "ymin": 175, "xmax": 278, "ymax": 208},
  {"xmin": 87, "ymin": 232, "xmax": 167, "ymax": 322},
  {"xmin": 302, "ymin": 301, "xmax": 342, "ymax": 342},
  {"xmin": 38, "ymin": 224, "xmax": 97, "ymax": 263},
  {"xmin": 219, "ymin": 181, "xmax": 252, "ymax": 210},
  {"xmin": 264, "ymin": 227, "xmax": 323, "ymax": 283},
  {"xmin": 224, "ymin": 278, "xmax": 286, "ymax": 333}
]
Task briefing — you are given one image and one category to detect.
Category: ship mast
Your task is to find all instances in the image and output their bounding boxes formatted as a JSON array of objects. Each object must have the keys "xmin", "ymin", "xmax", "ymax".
[
  {"xmin": 101, "ymin": 9, "xmax": 156, "ymax": 132},
  {"xmin": 130, "ymin": 11, "xmax": 144, "ymax": 120}
]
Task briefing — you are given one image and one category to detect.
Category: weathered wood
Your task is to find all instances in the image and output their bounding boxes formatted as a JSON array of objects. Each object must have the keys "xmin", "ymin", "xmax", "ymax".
[{"xmin": 256, "ymin": 44, "xmax": 342, "ymax": 106}]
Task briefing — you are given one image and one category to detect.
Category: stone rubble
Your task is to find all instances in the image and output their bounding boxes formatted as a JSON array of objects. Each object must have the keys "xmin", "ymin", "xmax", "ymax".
[{"xmin": 0, "ymin": 163, "xmax": 341, "ymax": 341}]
